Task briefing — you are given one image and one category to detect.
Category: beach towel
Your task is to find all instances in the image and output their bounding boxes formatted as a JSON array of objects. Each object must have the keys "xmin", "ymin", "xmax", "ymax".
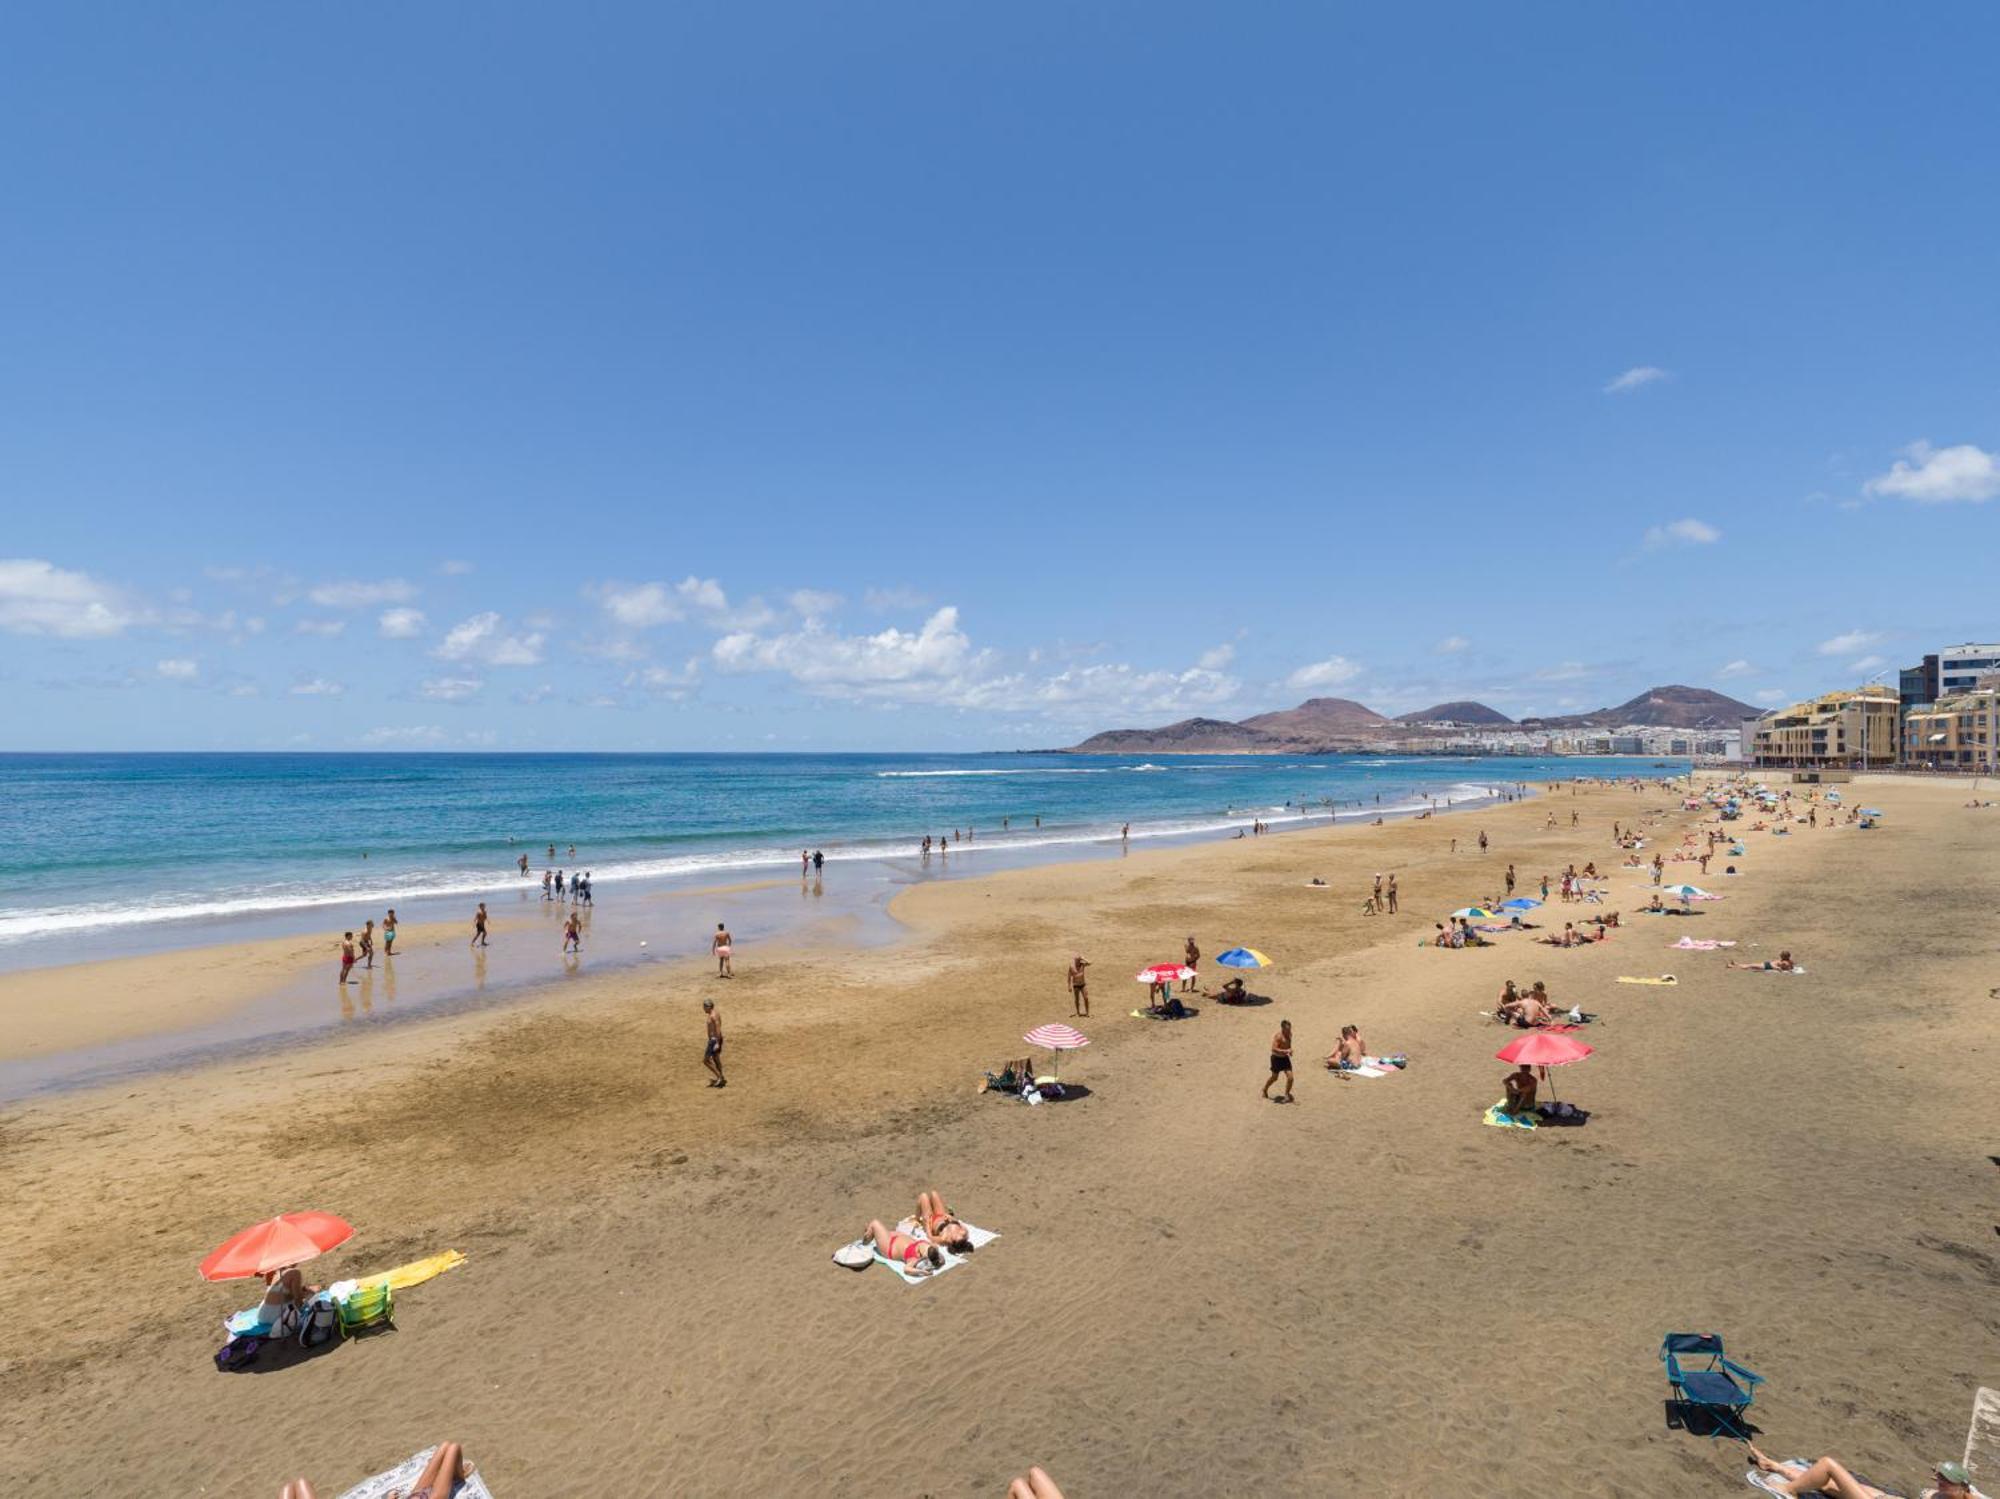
[
  {"xmin": 336, "ymin": 1445, "xmax": 495, "ymax": 1499},
  {"xmin": 353, "ymin": 1250, "xmax": 466, "ymax": 1295},
  {"xmin": 1331, "ymin": 1056, "xmax": 1403, "ymax": 1078},
  {"xmin": 1740, "ymin": 965, "xmax": 1807, "ymax": 975},
  {"xmin": 841, "ymin": 1221, "xmax": 1001, "ymax": 1285},
  {"xmin": 1482, "ymin": 1100, "xmax": 1537, "ymax": 1130},
  {"xmin": 1671, "ymin": 937, "xmax": 1736, "ymax": 950},
  {"xmin": 1617, "ymin": 975, "xmax": 1677, "ymax": 985},
  {"xmin": 1966, "ymin": 1385, "xmax": 2000, "ymax": 1481}
]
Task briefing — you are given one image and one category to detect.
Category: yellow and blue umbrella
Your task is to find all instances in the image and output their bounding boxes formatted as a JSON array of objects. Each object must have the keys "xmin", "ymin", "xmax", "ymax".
[
  {"xmin": 1215, "ymin": 947, "xmax": 1272, "ymax": 969},
  {"xmin": 1450, "ymin": 906, "xmax": 1499, "ymax": 920}
]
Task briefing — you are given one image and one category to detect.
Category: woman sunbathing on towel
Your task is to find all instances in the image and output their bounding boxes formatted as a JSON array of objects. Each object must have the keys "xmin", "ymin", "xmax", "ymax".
[
  {"xmin": 862, "ymin": 1220, "xmax": 948, "ymax": 1275},
  {"xmin": 913, "ymin": 1188, "xmax": 971, "ymax": 1249},
  {"xmin": 1729, "ymin": 950, "xmax": 1795, "ymax": 971},
  {"xmin": 277, "ymin": 1440, "xmax": 475, "ymax": 1499},
  {"xmin": 1746, "ymin": 1444, "xmax": 1979, "ymax": 1497}
]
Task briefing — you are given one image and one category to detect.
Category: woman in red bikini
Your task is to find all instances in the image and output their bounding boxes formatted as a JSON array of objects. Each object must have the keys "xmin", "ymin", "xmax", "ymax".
[
  {"xmin": 913, "ymin": 1188, "xmax": 970, "ymax": 1249},
  {"xmin": 862, "ymin": 1220, "xmax": 947, "ymax": 1276}
]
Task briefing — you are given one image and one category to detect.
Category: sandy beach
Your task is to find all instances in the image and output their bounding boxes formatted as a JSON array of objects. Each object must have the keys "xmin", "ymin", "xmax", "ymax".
[{"xmin": 1, "ymin": 776, "xmax": 1995, "ymax": 1496}]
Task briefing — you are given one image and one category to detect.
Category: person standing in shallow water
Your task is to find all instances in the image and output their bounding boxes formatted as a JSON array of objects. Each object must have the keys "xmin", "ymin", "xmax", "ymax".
[
  {"xmin": 712, "ymin": 922, "xmax": 733, "ymax": 977},
  {"xmin": 383, "ymin": 909, "xmax": 398, "ymax": 956}
]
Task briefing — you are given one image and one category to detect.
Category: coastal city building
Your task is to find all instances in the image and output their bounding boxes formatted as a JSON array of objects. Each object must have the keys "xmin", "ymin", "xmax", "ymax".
[
  {"xmin": 1937, "ymin": 642, "xmax": 2000, "ymax": 698},
  {"xmin": 1749, "ymin": 687, "xmax": 1900, "ymax": 770},
  {"xmin": 1901, "ymin": 681, "xmax": 2000, "ymax": 772}
]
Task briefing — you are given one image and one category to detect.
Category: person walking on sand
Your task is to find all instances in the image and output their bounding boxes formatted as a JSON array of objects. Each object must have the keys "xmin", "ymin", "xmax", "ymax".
[
  {"xmin": 1478, "ymin": 830, "xmax": 1488, "ymax": 852},
  {"xmin": 359, "ymin": 919, "xmax": 375, "ymax": 970},
  {"xmin": 471, "ymin": 902, "xmax": 488, "ymax": 948},
  {"xmin": 1386, "ymin": 873, "xmax": 1398, "ymax": 914},
  {"xmin": 1067, "ymin": 955, "xmax": 1090, "ymax": 1017},
  {"xmin": 383, "ymin": 909, "xmax": 398, "ymax": 956},
  {"xmin": 1262, "ymin": 1020, "xmax": 1295, "ymax": 1103},
  {"xmin": 338, "ymin": 931, "xmax": 357, "ymax": 985},
  {"xmin": 702, "ymin": 999, "xmax": 726, "ymax": 1087},
  {"xmin": 712, "ymin": 922, "xmax": 733, "ymax": 977},
  {"xmin": 1182, "ymin": 936, "xmax": 1200, "ymax": 993},
  {"xmin": 1505, "ymin": 864, "xmax": 1516, "ymax": 896},
  {"xmin": 562, "ymin": 913, "xmax": 580, "ymax": 954}
]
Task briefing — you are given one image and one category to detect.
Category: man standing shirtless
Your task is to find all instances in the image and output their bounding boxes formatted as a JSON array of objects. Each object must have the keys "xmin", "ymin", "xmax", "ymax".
[
  {"xmin": 1182, "ymin": 936, "xmax": 1200, "ymax": 993},
  {"xmin": 1067, "ymin": 955, "xmax": 1090, "ymax": 1017},
  {"xmin": 712, "ymin": 922, "xmax": 733, "ymax": 977},
  {"xmin": 1263, "ymin": 1020, "xmax": 1294, "ymax": 1103}
]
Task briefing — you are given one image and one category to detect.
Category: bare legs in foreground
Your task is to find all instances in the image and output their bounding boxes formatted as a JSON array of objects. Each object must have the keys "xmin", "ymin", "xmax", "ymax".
[{"xmin": 1746, "ymin": 1446, "xmax": 1892, "ymax": 1498}]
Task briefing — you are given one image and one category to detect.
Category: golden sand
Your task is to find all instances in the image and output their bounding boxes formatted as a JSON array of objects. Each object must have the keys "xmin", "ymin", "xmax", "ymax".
[{"xmin": 0, "ymin": 777, "xmax": 1993, "ymax": 1495}]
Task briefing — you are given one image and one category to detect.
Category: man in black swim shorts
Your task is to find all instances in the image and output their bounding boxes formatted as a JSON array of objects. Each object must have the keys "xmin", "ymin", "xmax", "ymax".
[{"xmin": 1262, "ymin": 1019, "xmax": 1294, "ymax": 1103}]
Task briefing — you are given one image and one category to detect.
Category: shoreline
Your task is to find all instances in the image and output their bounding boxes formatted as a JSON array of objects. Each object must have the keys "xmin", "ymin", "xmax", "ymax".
[{"xmin": 0, "ymin": 775, "xmax": 1569, "ymax": 1098}]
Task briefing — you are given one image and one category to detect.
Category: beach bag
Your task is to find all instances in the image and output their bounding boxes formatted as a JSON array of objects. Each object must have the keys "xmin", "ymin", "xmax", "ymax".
[
  {"xmin": 215, "ymin": 1334, "xmax": 262, "ymax": 1371},
  {"xmin": 299, "ymin": 1296, "xmax": 338, "ymax": 1349}
]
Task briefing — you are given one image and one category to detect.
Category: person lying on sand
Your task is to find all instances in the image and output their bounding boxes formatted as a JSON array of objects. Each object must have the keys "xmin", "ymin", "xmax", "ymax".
[
  {"xmin": 1211, "ymin": 976, "xmax": 1250, "ymax": 1002},
  {"xmin": 1729, "ymin": 950, "xmax": 1795, "ymax": 971},
  {"xmin": 1747, "ymin": 1443, "xmax": 1980, "ymax": 1498},
  {"xmin": 862, "ymin": 1220, "xmax": 948, "ymax": 1276},
  {"xmin": 278, "ymin": 1441, "xmax": 476, "ymax": 1499},
  {"xmin": 913, "ymin": 1189, "xmax": 970, "ymax": 1249},
  {"xmin": 1502, "ymin": 1063, "xmax": 1538, "ymax": 1116}
]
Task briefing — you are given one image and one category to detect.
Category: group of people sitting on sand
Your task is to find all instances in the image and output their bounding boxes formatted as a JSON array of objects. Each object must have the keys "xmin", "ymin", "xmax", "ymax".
[
  {"xmin": 1494, "ymin": 979, "xmax": 1592, "ymax": 1029},
  {"xmin": 1540, "ymin": 920, "xmax": 1609, "ymax": 948},
  {"xmin": 860, "ymin": 1188, "xmax": 972, "ymax": 1279}
]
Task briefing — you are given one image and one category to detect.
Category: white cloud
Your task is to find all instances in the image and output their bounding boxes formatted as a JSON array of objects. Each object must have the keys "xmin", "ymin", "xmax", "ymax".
[
  {"xmin": 1850, "ymin": 654, "xmax": 1886, "ymax": 673},
  {"xmin": 156, "ymin": 657, "xmax": 199, "ymax": 680},
  {"xmin": 1286, "ymin": 656, "xmax": 1362, "ymax": 691},
  {"xmin": 788, "ymin": 589, "xmax": 844, "ymax": 621},
  {"xmin": 438, "ymin": 559, "xmax": 475, "ymax": 576},
  {"xmin": 1435, "ymin": 635, "xmax": 1470, "ymax": 655},
  {"xmin": 1818, "ymin": 629, "xmax": 1882, "ymax": 657},
  {"xmin": 290, "ymin": 677, "xmax": 345, "ymax": 696},
  {"xmin": 1864, "ymin": 440, "xmax": 2000, "ymax": 504},
  {"xmin": 1644, "ymin": 517, "xmax": 1721, "ymax": 549},
  {"xmin": 513, "ymin": 683, "xmax": 556, "ymax": 705},
  {"xmin": 1604, "ymin": 366, "xmax": 1669, "ymax": 394},
  {"xmin": 863, "ymin": 586, "xmax": 931, "ymax": 612},
  {"xmin": 1753, "ymin": 688, "xmax": 1789, "ymax": 704},
  {"xmin": 420, "ymin": 676, "xmax": 484, "ymax": 702},
  {"xmin": 1197, "ymin": 643, "xmax": 1236, "ymax": 671},
  {"xmin": 1029, "ymin": 663, "xmax": 1240, "ymax": 719},
  {"xmin": 308, "ymin": 579, "xmax": 417, "ymax": 609},
  {"xmin": 378, "ymin": 607, "xmax": 427, "ymax": 639},
  {"xmin": 436, "ymin": 612, "xmax": 545, "ymax": 667},
  {"xmin": 625, "ymin": 659, "xmax": 701, "ymax": 696},
  {"xmin": 0, "ymin": 559, "xmax": 146, "ymax": 638},
  {"xmin": 294, "ymin": 618, "xmax": 347, "ymax": 637},
  {"xmin": 357, "ymin": 725, "xmax": 446, "ymax": 747},
  {"xmin": 713, "ymin": 606, "xmax": 986, "ymax": 698},
  {"xmin": 589, "ymin": 576, "xmax": 770, "ymax": 632},
  {"xmin": 1716, "ymin": 659, "xmax": 1755, "ymax": 679},
  {"xmin": 1533, "ymin": 661, "xmax": 1602, "ymax": 682}
]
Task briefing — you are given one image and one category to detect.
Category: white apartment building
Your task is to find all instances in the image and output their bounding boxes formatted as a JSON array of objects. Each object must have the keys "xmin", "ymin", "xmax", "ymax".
[{"xmin": 1938, "ymin": 643, "xmax": 2000, "ymax": 698}]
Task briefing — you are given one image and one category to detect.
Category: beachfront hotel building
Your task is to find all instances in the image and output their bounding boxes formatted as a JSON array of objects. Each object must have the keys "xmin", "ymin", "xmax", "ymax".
[
  {"xmin": 1749, "ymin": 687, "xmax": 1900, "ymax": 770},
  {"xmin": 1901, "ymin": 684, "xmax": 2000, "ymax": 772}
]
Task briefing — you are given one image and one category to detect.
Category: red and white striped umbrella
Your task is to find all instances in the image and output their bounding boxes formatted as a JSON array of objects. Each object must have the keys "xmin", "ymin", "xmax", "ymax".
[
  {"xmin": 1022, "ymin": 1022, "xmax": 1090, "ymax": 1086},
  {"xmin": 1135, "ymin": 963, "xmax": 1195, "ymax": 984}
]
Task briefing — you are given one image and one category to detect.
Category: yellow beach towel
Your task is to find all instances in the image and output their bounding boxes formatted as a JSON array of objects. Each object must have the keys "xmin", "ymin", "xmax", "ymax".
[
  {"xmin": 1616, "ymin": 975, "xmax": 1677, "ymax": 985},
  {"xmin": 1483, "ymin": 1100, "xmax": 1537, "ymax": 1130},
  {"xmin": 354, "ymin": 1250, "xmax": 466, "ymax": 1294}
]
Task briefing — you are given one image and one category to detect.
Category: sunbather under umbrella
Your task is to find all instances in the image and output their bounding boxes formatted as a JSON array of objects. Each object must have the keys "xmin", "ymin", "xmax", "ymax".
[
  {"xmin": 200, "ymin": 1211, "xmax": 354, "ymax": 1281},
  {"xmin": 1495, "ymin": 1031, "xmax": 1592, "ymax": 1102},
  {"xmin": 1023, "ymin": 1023, "xmax": 1090, "ymax": 1089}
]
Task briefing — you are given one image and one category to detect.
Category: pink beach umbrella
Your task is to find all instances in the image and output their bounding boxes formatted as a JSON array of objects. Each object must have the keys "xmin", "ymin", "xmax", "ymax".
[{"xmin": 1023, "ymin": 1023, "xmax": 1090, "ymax": 1085}]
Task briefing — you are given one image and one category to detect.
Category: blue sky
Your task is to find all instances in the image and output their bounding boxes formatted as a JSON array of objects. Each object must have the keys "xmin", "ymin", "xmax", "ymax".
[{"xmin": 3, "ymin": 3, "xmax": 1997, "ymax": 750}]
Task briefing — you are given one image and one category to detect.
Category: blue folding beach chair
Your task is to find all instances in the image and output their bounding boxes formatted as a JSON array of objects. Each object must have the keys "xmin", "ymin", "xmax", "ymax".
[{"xmin": 1661, "ymin": 1332, "xmax": 1764, "ymax": 1437}]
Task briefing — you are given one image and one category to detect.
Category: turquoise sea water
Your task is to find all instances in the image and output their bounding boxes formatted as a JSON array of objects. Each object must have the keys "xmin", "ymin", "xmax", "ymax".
[{"xmin": 0, "ymin": 751, "xmax": 1678, "ymax": 961}]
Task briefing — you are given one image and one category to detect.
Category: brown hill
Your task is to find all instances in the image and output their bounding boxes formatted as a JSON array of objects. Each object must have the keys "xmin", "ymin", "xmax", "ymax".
[
  {"xmin": 1237, "ymin": 697, "xmax": 1390, "ymax": 739},
  {"xmin": 1524, "ymin": 684, "xmax": 1758, "ymax": 730},
  {"xmin": 1066, "ymin": 717, "xmax": 1277, "ymax": 754},
  {"xmin": 1393, "ymin": 700, "xmax": 1514, "ymax": 726}
]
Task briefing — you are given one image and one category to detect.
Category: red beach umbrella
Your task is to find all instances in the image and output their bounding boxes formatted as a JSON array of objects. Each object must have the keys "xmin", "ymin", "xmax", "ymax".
[
  {"xmin": 1495, "ymin": 1033, "xmax": 1594, "ymax": 1067},
  {"xmin": 1023, "ymin": 1023, "xmax": 1090, "ymax": 1085},
  {"xmin": 1495, "ymin": 1031, "xmax": 1593, "ymax": 1104},
  {"xmin": 1136, "ymin": 963, "xmax": 1195, "ymax": 985},
  {"xmin": 199, "ymin": 1212, "xmax": 354, "ymax": 1282}
]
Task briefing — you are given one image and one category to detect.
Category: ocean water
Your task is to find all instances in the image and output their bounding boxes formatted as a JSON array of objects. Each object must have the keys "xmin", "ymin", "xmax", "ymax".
[{"xmin": 0, "ymin": 752, "xmax": 1679, "ymax": 963}]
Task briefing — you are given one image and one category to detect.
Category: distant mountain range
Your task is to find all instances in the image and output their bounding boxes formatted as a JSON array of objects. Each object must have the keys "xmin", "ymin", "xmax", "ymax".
[{"xmin": 1060, "ymin": 684, "xmax": 1758, "ymax": 754}]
